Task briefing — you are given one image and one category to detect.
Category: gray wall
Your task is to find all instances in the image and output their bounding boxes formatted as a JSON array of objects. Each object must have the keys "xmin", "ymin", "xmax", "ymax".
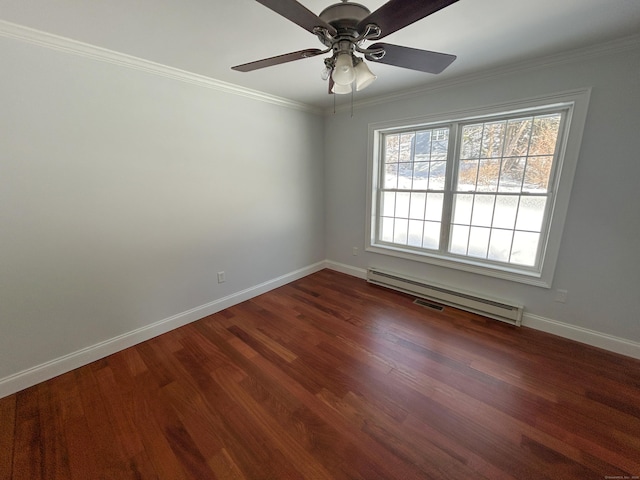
[
  {"xmin": 324, "ymin": 43, "xmax": 640, "ymax": 344},
  {"xmin": 0, "ymin": 36, "xmax": 326, "ymax": 382}
]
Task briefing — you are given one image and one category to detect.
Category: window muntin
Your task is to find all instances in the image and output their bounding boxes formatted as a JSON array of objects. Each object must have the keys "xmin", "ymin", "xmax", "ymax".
[{"xmin": 373, "ymin": 106, "xmax": 568, "ymax": 276}]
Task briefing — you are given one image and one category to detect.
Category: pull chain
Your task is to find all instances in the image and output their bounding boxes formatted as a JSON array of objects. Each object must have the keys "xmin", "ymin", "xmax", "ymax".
[{"xmin": 350, "ymin": 87, "xmax": 354, "ymax": 117}]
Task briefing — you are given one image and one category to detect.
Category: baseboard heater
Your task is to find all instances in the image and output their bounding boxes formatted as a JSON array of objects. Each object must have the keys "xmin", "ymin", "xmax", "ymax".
[{"xmin": 366, "ymin": 268, "xmax": 523, "ymax": 326}]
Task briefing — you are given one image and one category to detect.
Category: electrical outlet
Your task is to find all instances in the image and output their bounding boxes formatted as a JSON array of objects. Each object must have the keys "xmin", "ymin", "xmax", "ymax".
[
  {"xmin": 352, "ymin": 247, "xmax": 359, "ymax": 256},
  {"xmin": 555, "ymin": 289, "xmax": 568, "ymax": 303},
  {"xmin": 217, "ymin": 271, "xmax": 226, "ymax": 284}
]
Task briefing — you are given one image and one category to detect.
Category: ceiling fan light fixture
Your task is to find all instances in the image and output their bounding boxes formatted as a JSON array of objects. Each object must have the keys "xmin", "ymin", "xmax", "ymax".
[
  {"xmin": 331, "ymin": 52, "xmax": 356, "ymax": 86},
  {"xmin": 354, "ymin": 60, "xmax": 376, "ymax": 91},
  {"xmin": 331, "ymin": 82, "xmax": 352, "ymax": 95}
]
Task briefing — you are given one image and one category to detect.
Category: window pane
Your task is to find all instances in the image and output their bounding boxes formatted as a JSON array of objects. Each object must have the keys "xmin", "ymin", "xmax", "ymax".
[
  {"xmin": 415, "ymin": 131, "xmax": 431, "ymax": 159},
  {"xmin": 503, "ymin": 118, "xmax": 532, "ymax": 157},
  {"xmin": 511, "ymin": 231, "xmax": 540, "ymax": 266},
  {"xmin": 384, "ymin": 163, "xmax": 398, "ymax": 189},
  {"xmin": 395, "ymin": 192, "xmax": 411, "ymax": 218},
  {"xmin": 468, "ymin": 226, "xmax": 490, "ymax": 258},
  {"xmin": 408, "ymin": 220, "xmax": 424, "ymax": 247},
  {"xmin": 530, "ymin": 114, "xmax": 561, "ymax": 155},
  {"xmin": 498, "ymin": 158, "xmax": 525, "ymax": 192},
  {"xmin": 477, "ymin": 159, "xmax": 500, "ymax": 192},
  {"xmin": 399, "ymin": 133, "xmax": 414, "ymax": 162},
  {"xmin": 492, "ymin": 195, "xmax": 519, "ymax": 229},
  {"xmin": 453, "ymin": 194, "xmax": 473, "ymax": 225},
  {"xmin": 461, "ymin": 124, "xmax": 483, "ymax": 159},
  {"xmin": 457, "ymin": 160, "xmax": 478, "ymax": 191},
  {"xmin": 381, "ymin": 192, "xmax": 396, "ymax": 217},
  {"xmin": 516, "ymin": 197, "xmax": 546, "ymax": 232},
  {"xmin": 450, "ymin": 225, "xmax": 469, "ymax": 255},
  {"xmin": 385, "ymin": 134, "xmax": 399, "ymax": 163},
  {"xmin": 429, "ymin": 161, "xmax": 446, "ymax": 190},
  {"xmin": 480, "ymin": 121, "xmax": 505, "ymax": 158},
  {"xmin": 523, "ymin": 156, "xmax": 553, "ymax": 192},
  {"xmin": 412, "ymin": 162, "xmax": 430, "ymax": 189},
  {"xmin": 431, "ymin": 129, "xmax": 449, "ymax": 160},
  {"xmin": 398, "ymin": 162, "xmax": 413, "ymax": 189},
  {"xmin": 471, "ymin": 195, "xmax": 495, "ymax": 227},
  {"xmin": 380, "ymin": 216, "xmax": 394, "ymax": 243},
  {"xmin": 409, "ymin": 192, "xmax": 426, "ymax": 219},
  {"xmin": 488, "ymin": 229, "xmax": 513, "ymax": 262},
  {"xmin": 423, "ymin": 221, "xmax": 440, "ymax": 249},
  {"xmin": 425, "ymin": 193, "xmax": 444, "ymax": 221},
  {"xmin": 394, "ymin": 218, "xmax": 408, "ymax": 244}
]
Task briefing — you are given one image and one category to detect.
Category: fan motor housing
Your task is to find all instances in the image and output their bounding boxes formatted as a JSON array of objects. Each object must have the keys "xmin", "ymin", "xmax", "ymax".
[{"xmin": 319, "ymin": 2, "xmax": 371, "ymax": 32}]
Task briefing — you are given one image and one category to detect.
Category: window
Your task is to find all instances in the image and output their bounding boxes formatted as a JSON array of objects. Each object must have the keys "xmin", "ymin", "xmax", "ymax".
[{"xmin": 366, "ymin": 90, "xmax": 590, "ymax": 287}]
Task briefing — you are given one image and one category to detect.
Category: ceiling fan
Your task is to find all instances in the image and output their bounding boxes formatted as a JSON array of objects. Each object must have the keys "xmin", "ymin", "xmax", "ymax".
[{"xmin": 232, "ymin": 0, "xmax": 459, "ymax": 95}]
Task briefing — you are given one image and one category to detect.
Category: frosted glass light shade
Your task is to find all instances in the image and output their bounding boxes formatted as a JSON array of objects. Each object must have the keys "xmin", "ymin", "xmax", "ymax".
[
  {"xmin": 331, "ymin": 53, "xmax": 355, "ymax": 86},
  {"xmin": 331, "ymin": 82, "xmax": 352, "ymax": 95},
  {"xmin": 354, "ymin": 61, "xmax": 377, "ymax": 91}
]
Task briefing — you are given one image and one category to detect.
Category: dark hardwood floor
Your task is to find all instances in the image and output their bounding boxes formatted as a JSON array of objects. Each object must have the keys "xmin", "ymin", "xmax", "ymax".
[{"xmin": 2, "ymin": 269, "xmax": 639, "ymax": 479}]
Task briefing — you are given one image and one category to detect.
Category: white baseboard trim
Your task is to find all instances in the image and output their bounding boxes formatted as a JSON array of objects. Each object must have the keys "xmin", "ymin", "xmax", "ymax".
[
  {"xmin": 0, "ymin": 261, "xmax": 326, "ymax": 399},
  {"xmin": 324, "ymin": 260, "xmax": 367, "ymax": 279},
  {"xmin": 522, "ymin": 313, "xmax": 640, "ymax": 360},
  {"xmin": 326, "ymin": 260, "xmax": 640, "ymax": 360}
]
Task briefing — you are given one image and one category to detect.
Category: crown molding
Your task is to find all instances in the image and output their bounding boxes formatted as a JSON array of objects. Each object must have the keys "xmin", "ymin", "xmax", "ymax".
[
  {"xmin": 0, "ymin": 19, "xmax": 322, "ymax": 115},
  {"xmin": 2, "ymin": 19, "xmax": 637, "ymax": 118},
  {"xmin": 328, "ymin": 33, "xmax": 640, "ymax": 114}
]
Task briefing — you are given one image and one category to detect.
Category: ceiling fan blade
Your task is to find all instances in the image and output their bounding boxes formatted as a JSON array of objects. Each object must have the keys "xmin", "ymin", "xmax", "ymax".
[
  {"xmin": 232, "ymin": 48, "xmax": 325, "ymax": 72},
  {"xmin": 255, "ymin": 0, "xmax": 337, "ymax": 36},
  {"xmin": 357, "ymin": 0, "xmax": 459, "ymax": 39},
  {"xmin": 366, "ymin": 43, "xmax": 456, "ymax": 74}
]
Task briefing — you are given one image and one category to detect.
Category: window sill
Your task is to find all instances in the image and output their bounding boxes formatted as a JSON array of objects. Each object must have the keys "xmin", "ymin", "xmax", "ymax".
[{"xmin": 366, "ymin": 243, "xmax": 552, "ymax": 288}]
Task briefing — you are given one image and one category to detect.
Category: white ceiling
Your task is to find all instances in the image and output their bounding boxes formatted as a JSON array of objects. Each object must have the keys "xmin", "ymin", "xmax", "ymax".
[{"xmin": 1, "ymin": 0, "xmax": 639, "ymax": 108}]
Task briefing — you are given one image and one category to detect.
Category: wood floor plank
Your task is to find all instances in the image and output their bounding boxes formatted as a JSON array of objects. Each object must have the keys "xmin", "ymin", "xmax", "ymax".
[
  {"xmin": 3, "ymin": 269, "xmax": 640, "ymax": 479},
  {"xmin": 12, "ymin": 387, "xmax": 42, "ymax": 479},
  {"xmin": 208, "ymin": 447, "xmax": 247, "ymax": 480},
  {"xmin": 36, "ymin": 382, "xmax": 71, "ymax": 480},
  {"xmin": 129, "ymin": 385, "xmax": 189, "ymax": 480},
  {"xmin": 0, "ymin": 394, "xmax": 16, "ymax": 479},
  {"xmin": 89, "ymin": 364, "xmax": 149, "ymax": 475},
  {"xmin": 55, "ymin": 374, "xmax": 102, "ymax": 480}
]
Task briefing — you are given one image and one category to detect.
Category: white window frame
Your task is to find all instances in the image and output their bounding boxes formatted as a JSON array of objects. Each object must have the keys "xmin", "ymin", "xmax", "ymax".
[{"xmin": 365, "ymin": 89, "xmax": 591, "ymax": 288}]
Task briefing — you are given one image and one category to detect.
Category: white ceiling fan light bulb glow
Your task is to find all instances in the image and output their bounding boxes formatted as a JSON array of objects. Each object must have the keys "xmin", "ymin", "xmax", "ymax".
[
  {"xmin": 354, "ymin": 61, "xmax": 377, "ymax": 91},
  {"xmin": 331, "ymin": 53, "xmax": 356, "ymax": 86},
  {"xmin": 331, "ymin": 82, "xmax": 352, "ymax": 95}
]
